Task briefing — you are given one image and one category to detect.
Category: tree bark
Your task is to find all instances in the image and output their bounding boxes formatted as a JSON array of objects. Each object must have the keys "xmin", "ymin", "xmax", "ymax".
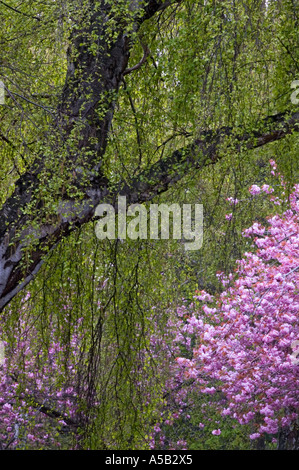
[
  {"xmin": 278, "ymin": 422, "xmax": 299, "ymax": 450},
  {"xmin": 0, "ymin": 0, "xmax": 298, "ymax": 312}
]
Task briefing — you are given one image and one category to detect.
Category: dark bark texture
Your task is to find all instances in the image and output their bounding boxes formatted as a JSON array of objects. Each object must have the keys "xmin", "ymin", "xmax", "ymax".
[{"xmin": 0, "ymin": 0, "xmax": 298, "ymax": 311}]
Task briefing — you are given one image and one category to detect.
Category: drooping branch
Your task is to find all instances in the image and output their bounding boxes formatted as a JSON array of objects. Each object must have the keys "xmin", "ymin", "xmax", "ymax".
[
  {"xmin": 29, "ymin": 399, "xmax": 79, "ymax": 429},
  {"xmin": 0, "ymin": 107, "xmax": 297, "ymax": 312},
  {"xmin": 119, "ymin": 110, "xmax": 299, "ymax": 205},
  {"xmin": 0, "ymin": 0, "xmax": 41, "ymax": 21},
  {"xmin": 0, "ymin": 0, "xmax": 173, "ymax": 311},
  {"xmin": 123, "ymin": 42, "xmax": 151, "ymax": 76},
  {"xmin": 0, "ymin": 0, "xmax": 298, "ymax": 312}
]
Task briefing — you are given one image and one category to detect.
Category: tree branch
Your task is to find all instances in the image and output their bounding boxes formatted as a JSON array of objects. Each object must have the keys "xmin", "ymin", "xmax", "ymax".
[
  {"xmin": 119, "ymin": 110, "xmax": 299, "ymax": 205},
  {"xmin": 0, "ymin": 0, "xmax": 41, "ymax": 21},
  {"xmin": 123, "ymin": 42, "xmax": 151, "ymax": 76},
  {"xmin": 31, "ymin": 400, "xmax": 79, "ymax": 429},
  {"xmin": 0, "ymin": 108, "xmax": 297, "ymax": 311},
  {"xmin": 0, "ymin": 0, "xmax": 298, "ymax": 312}
]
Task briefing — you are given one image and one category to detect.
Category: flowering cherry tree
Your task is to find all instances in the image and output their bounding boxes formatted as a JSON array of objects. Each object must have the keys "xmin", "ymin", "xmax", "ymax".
[{"xmin": 154, "ymin": 164, "xmax": 299, "ymax": 449}]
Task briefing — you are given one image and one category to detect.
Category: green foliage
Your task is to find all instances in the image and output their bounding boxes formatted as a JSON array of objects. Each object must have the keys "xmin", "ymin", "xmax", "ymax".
[{"xmin": 0, "ymin": 0, "xmax": 298, "ymax": 449}]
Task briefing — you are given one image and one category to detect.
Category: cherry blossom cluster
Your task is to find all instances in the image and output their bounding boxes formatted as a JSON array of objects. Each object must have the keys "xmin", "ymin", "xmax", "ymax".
[{"xmin": 151, "ymin": 164, "xmax": 299, "ymax": 447}]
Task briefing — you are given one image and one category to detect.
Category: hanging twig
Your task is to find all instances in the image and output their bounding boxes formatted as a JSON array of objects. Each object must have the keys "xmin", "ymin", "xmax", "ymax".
[{"xmin": 123, "ymin": 42, "xmax": 151, "ymax": 76}]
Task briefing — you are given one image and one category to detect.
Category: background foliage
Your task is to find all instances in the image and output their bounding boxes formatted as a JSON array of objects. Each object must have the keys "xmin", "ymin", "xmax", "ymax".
[{"xmin": 0, "ymin": 0, "xmax": 298, "ymax": 449}]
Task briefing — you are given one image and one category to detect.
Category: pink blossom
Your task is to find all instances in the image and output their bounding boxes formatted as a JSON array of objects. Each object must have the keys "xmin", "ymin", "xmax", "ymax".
[
  {"xmin": 154, "ymin": 179, "xmax": 299, "ymax": 448},
  {"xmin": 249, "ymin": 184, "xmax": 261, "ymax": 195}
]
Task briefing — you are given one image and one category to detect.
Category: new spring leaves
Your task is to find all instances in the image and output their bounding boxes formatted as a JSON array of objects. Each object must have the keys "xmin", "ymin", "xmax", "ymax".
[{"xmin": 95, "ymin": 197, "xmax": 203, "ymax": 251}]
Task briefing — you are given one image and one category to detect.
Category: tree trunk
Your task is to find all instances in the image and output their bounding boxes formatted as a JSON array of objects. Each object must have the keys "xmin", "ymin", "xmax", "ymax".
[{"xmin": 278, "ymin": 423, "xmax": 299, "ymax": 450}]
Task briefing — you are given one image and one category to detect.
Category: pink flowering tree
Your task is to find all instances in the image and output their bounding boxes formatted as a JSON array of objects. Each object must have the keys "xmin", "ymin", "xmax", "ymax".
[{"xmin": 152, "ymin": 164, "xmax": 299, "ymax": 449}]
